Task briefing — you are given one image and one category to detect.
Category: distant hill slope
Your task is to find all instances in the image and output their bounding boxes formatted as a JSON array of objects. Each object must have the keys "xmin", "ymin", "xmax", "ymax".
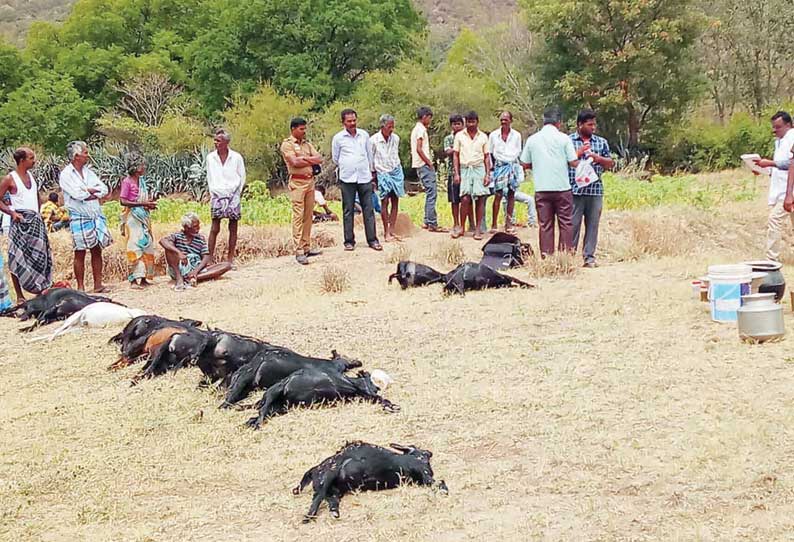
[
  {"xmin": 0, "ymin": 0, "xmax": 74, "ymax": 45},
  {"xmin": 0, "ymin": 0, "xmax": 518, "ymax": 45}
]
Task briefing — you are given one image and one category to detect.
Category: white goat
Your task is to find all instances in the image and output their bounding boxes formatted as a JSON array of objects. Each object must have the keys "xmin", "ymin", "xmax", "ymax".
[{"xmin": 29, "ymin": 302, "xmax": 149, "ymax": 342}]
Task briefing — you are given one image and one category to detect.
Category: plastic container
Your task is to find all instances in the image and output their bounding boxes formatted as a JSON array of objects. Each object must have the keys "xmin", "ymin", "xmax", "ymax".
[
  {"xmin": 737, "ymin": 293, "xmax": 785, "ymax": 342},
  {"xmin": 707, "ymin": 264, "xmax": 753, "ymax": 322}
]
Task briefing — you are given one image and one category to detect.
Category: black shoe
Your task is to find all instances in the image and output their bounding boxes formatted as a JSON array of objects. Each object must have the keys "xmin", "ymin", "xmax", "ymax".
[
  {"xmin": 307, "ymin": 249, "xmax": 322, "ymax": 257},
  {"xmin": 296, "ymin": 254, "xmax": 309, "ymax": 265}
]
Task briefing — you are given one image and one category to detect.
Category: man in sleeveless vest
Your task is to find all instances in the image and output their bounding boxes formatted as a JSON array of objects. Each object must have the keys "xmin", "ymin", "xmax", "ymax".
[{"xmin": 0, "ymin": 147, "xmax": 54, "ymax": 301}]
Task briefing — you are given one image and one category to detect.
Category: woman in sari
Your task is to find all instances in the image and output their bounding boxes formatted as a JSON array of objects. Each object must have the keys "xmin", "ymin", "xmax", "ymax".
[{"xmin": 120, "ymin": 153, "xmax": 157, "ymax": 289}]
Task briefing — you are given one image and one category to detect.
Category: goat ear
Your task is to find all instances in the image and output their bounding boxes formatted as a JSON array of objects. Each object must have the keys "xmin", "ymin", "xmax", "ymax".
[
  {"xmin": 389, "ymin": 443, "xmax": 410, "ymax": 453},
  {"xmin": 331, "ymin": 349, "xmax": 339, "ymax": 359}
]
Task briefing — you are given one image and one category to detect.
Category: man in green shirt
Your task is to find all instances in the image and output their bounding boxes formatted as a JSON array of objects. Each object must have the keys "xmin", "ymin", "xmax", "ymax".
[{"xmin": 520, "ymin": 107, "xmax": 581, "ymax": 256}]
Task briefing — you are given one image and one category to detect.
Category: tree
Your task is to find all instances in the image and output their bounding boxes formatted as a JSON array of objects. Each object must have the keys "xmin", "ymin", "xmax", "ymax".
[
  {"xmin": 699, "ymin": 0, "xmax": 794, "ymax": 119},
  {"xmin": 523, "ymin": 0, "xmax": 705, "ymax": 149},
  {"xmin": 223, "ymin": 83, "xmax": 313, "ymax": 180},
  {"xmin": 0, "ymin": 71, "xmax": 96, "ymax": 152},
  {"xmin": 0, "ymin": 38, "xmax": 24, "ymax": 102},
  {"xmin": 114, "ymin": 72, "xmax": 184, "ymax": 126},
  {"xmin": 188, "ymin": 0, "xmax": 425, "ymax": 112}
]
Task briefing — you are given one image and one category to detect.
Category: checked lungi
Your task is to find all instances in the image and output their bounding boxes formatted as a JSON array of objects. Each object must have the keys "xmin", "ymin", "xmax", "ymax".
[
  {"xmin": 492, "ymin": 160, "xmax": 521, "ymax": 196},
  {"xmin": 8, "ymin": 209, "xmax": 53, "ymax": 294},
  {"xmin": 69, "ymin": 212, "xmax": 113, "ymax": 251}
]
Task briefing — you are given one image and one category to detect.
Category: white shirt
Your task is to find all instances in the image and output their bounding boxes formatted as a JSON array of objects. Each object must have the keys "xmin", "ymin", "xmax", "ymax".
[
  {"xmin": 207, "ymin": 149, "xmax": 246, "ymax": 197},
  {"xmin": 410, "ymin": 122, "xmax": 432, "ymax": 168},
  {"xmin": 331, "ymin": 128, "xmax": 373, "ymax": 184},
  {"xmin": 769, "ymin": 129, "xmax": 794, "ymax": 204},
  {"xmin": 370, "ymin": 131, "xmax": 402, "ymax": 173},
  {"xmin": 314, "ymin": 189, "xmax": 326, "ymax": 206},
  {"xmin": 489, "ymin": 128, "xmax": 523, "ymax": 164},
  {"xmin": 59, "ymin": 164, "xmax": 109, "ymax": 218}
]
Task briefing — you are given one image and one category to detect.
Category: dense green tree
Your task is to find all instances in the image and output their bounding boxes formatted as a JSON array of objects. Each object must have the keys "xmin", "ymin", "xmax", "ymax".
[
  {"xmin": 523, "ymin": 0, "xmax": 705, "ymax": 148},
  {"xmin": 0, "ymin": 71, "xmax": 96, "ymax": 151},
  {"xmin": 0, "ymin": 38, "xmax": 24, "ymax": 102},
  {"xmin": 188, "ymin": 0, "xmax": 424, "ymax": 112}
]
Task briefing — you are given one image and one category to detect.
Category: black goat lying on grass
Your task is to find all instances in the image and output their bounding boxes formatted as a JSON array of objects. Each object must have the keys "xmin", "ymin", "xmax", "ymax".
[
  {"xmin": 389, "ymin": 260, "xmax": 534, "ymax": 295},
  {"xmin": 294, "ymin": 441, "xmax": 447, "ymax": 522},
  {"xmin": 245, "ymin": 369, "xmax": 398, "ymax": 429},
  {"xmin": 443, "ymin": 262, "xmax": 534, "ymax": 295},
  {"xmin": 131, "ymin": 326, "xmax": 211, "ymax": 384},
  {"xmin": 109, "ymin": 315, "xmax": 203, "ymax": 369},
  {"xmin": 220, "ymin": 349, "xmax": 363, "ymax": 408},
  {"xmin": 17, "ymin": 288, "xmax": 115, "ymax": 332},
  {"xmin": 196, "ymin": 330, "xmax": 295, "ymax": 387},
  {"xmin": 388, "ymin": 261, "xmax": 446, "ymax": 289}
]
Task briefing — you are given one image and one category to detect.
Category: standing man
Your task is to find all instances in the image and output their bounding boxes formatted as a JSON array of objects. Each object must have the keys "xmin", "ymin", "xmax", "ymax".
[
  {"xmin": 280, "ymin": 118, "xmax": 324, "ymax": 265},
  {"xmin": 444, "ymin": 114, "xmax": 469, "ymax": 237},
  {"xmin": 59, "ymin": 141, "xmax": 112, "ymax": 292},
  {"xmin": 411, "ymin": 106, "xmax": 446, "ymax": 233},
  {"xmin": 453, "ymin": 111, "xmax": 492, "ymax": 240},
  {"xmin": 331, "ymin": 108, "xmax": 382, "ymax": 251},
  {"xmin": 0, "ymin": 147, "xmax": 53, "ymax": 300},
  {"xmin": 489, "ymin": 111, "xmax": 523, "ymax": 233},
  {"xmin": 371, "ymin": 114, "xmax": 405, "ymax": 242},
  {"xmin": 753, "ymin": 111, "xmax": 794, "ymax": 262},
  {"xmin": 520, "ymin": 107, "xmax": 579, "ymax": 257},
  {"xmin": 569, "ymin": 109, "xmax": 614, "ymax": 268},
  {"xmin": 207, "ymin": 129, "xmax": 245, "ymax": 266}
]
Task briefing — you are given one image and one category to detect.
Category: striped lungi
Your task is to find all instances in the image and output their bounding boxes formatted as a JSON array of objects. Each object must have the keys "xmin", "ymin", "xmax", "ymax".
[
  {"xmin": 69, "ymin": 212, "xmax": 113, "ymax": 251},
  {"xmin": 8, "ymin": 209, "xmax": 53, "ymax": 294}
]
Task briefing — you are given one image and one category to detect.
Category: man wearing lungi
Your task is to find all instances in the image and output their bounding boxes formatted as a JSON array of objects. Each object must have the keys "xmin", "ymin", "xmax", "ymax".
[
  {"xmin": 59, "ymin": 141, "xmax": 112, "ymax": 292},
  {"xmin": 371, "ymin": 114, "xmax": 405, "ymax": 242},
  {"xmin": 489, "ymin": 111, "xmax": 523, "ymax": 233},
  {"xmin": 453, "ymin": 111, "xmax": 492, "ymax": 240},
  {"xmin": 0, "ymin": 147, "xmax": 53, "ymax": 300},
  {"xmin": 207, "ymin": 129, "xmax": 246, "ymax": 266}
]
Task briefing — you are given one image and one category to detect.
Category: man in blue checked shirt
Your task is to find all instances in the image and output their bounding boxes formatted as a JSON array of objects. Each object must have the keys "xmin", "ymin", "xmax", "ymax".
[{"xmin": 569, "ymin": 110, "xmax": 614, "ymax": 268}]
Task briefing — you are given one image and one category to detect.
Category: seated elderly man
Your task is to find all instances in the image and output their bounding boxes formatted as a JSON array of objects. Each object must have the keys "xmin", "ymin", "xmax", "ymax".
[{"xmin": 160, "ymin": 212, "xmax": 232, "ymax": 290}]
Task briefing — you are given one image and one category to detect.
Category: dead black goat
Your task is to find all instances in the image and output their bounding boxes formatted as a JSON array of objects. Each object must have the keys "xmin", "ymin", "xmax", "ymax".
[
  {"xmin": 443, "ymin": 262, "xmax": 534, "ymax": 295},
  {"xmin": 294, "ymin": 441, "xmax": 447, "ymax": 522},
  {"xmin": 244, "ymin": 369, "xmax": 398, "ymax": 429},
  {"xmin": 220, "ymin": 349, "xmax": 363, "ymax": 409},
  {"xmin": 388, "ymin": 261, "xmax": 446, "ymax": 289}
]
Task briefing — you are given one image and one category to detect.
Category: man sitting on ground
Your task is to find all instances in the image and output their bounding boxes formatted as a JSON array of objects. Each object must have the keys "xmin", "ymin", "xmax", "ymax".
[
  {"xmin": 313, "ymin": 186, "xmax": 338, "ymax": 223},
  {"xmin": 40, "ymin": 192, "xmax": 70, "ymax": 232},
  {"xmin": 160, "ymin": 212, "xmax": 231, "ymax": 290}
]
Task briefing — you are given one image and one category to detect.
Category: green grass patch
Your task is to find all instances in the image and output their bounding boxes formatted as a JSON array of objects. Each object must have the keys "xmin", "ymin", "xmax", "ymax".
[{"xmin": 101, "ymin": 172, "xmax": 759, "ymax": 228}]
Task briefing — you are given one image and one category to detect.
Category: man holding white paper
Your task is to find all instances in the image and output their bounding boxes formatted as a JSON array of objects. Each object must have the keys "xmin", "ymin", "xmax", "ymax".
[{"xmin": 753, "ymin": 111, "xmax": 794, "ymax": 261}]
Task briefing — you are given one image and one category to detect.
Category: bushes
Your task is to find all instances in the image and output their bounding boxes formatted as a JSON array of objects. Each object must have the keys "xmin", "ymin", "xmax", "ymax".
[{"xmin": 655, "ymin": 112, "xmax": 773, "ymax": 172}]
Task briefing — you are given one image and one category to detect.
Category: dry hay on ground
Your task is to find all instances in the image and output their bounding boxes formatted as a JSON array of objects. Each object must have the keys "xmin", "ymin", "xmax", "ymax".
[
  {"xmin": 46, "ymin": 224, "xmax": 336, "ymax": 285},
  {"xmin": 3, "ymin": 195, "xmax": 794, "ymax": 541}
]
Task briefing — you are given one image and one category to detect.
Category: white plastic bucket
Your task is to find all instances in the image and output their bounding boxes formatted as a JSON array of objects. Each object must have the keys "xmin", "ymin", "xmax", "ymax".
[{"xmin": 708, "ymin": 264, "xmax": 752, "ymax": 322}]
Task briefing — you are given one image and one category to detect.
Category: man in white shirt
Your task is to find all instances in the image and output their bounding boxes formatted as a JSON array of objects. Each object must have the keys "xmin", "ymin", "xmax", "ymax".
[
  {"xmin": 753, "ymin": 111, "xmax": 794, "ymax": 261},
  {"xmin": 371, "ymin": 114, "xmax": 405, "ymax": 242},
  {"xmin": 489, "ymin": 111, "xmax": 523, "ymax": 233},
  {"xmin": 206, "ymin": 129, "xmax": 245, "ymax": 265},
  {"xmin": 411, "ymin": 106, "xmax": 446, "ymax": 233},
  {"xmin": 59, "ymin": 141, "xmax": 112, "ymax": 292},
  {"xmin": 331, "ymin": 108, "xmax": 382, "ymax": 251}
]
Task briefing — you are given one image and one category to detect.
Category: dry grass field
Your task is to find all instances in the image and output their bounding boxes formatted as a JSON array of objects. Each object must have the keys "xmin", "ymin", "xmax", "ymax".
[{"xmin": 3, "ymin": 177, "xmax": 794, "ymax": 541}]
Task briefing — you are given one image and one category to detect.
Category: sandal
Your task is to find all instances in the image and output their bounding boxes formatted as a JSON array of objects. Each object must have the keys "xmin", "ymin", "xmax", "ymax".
[
  {"xmin": 369, "ymin": 243, "xmax": 383, "ymax": 251},
  {"xmin": 344, "ymin": 243, "xmax": 355, "ymax": 251}
]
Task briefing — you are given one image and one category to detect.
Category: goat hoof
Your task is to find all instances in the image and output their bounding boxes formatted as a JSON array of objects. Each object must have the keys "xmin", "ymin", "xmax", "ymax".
[
  {"xmin": 302, "ymin": 515, "xmax": 316, "ymax": 524},
  {"xmin": 292, "ymin": 487, "xmax": 301, "ymax": 496},
  {"xmin": 244, "ymin": 417, "xmax": 260, "ymax": 430},
  {"xmin": 330, "ymin": 510, "xmax": 340, "ymax": 519},
  {"xmin": 438, "ymin": 480, "xmax": 449, "ymax": 494}
]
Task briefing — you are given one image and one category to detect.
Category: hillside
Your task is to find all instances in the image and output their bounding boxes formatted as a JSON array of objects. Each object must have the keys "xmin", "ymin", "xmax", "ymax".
[{"xmin": 0, "ymin": 0, "xmax": 518, "ymax": 45}]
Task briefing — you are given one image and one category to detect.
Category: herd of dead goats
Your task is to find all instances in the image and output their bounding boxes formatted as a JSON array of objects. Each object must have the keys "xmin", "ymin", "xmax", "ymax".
[{"xmin": 3, "ymin": 247, "xmax": 532, "ymax": 523}]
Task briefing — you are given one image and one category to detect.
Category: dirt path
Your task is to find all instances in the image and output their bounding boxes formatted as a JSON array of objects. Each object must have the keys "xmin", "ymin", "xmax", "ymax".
[{"xmin": 2, "ymin": 215, "xmax": 794, "ymax": 541}]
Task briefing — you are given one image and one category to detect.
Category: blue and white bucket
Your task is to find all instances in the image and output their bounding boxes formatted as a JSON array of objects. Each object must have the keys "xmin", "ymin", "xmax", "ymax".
[{"xmin": 708, "ymin": 264, "xmax": 752, "ymax": 322}]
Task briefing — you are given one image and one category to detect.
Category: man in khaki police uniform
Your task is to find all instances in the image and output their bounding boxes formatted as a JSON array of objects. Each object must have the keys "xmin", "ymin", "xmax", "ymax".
[{"xmin": 280, "ymin": 117, "xmax": 325, "ymax": 265}]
